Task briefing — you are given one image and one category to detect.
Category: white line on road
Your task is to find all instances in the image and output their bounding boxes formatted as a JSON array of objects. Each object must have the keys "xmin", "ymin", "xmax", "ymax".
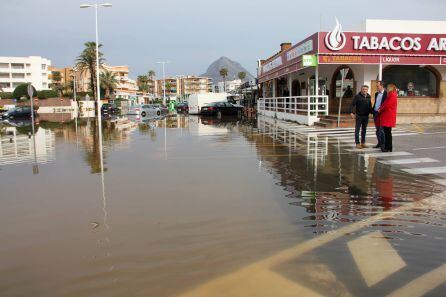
[
  {"xmin": 403, "ymin": 167, "xmax": 446, "ymax": 175},
  {"xmin": 413, "ymin": 146, "xmax": 446, "ymax": 151},
  {"xmin": 379, "ymin": 158, "xmax": 439, "ymax": 165},
  {"xmin": 363, "ymin": 152, "xmax": 413, "ymax": 158}
]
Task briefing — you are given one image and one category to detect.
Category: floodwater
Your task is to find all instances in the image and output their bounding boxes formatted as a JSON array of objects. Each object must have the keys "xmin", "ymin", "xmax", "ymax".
[{"xmin": 0, "ymin": 115, "xmax": 445, "ymax": 297}]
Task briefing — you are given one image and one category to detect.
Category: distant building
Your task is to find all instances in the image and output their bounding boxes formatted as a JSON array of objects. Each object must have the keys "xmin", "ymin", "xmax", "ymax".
[
  {"xmin": 0, "ymin": 56, "xmax": 52, "ymax": 92},
  {"xmin": 215, "ymin": 79, "xmax": 242, "ymax": 93},
  {"xmin": 156, "ymin": 76, "xmax": 212, "ymax": 98},
  {"xmin": 68, "ymin": 64, "xmax": 146, "ymax": 103},
  {"xmin": 48, "ymin": 66, "xmax": 73, "ymax": 89}
]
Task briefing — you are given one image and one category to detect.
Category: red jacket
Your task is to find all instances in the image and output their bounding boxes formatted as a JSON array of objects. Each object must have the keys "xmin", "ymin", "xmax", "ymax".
[{"xmin": 378, "ymin": 91, "xmax": 398, "ymax": 127}]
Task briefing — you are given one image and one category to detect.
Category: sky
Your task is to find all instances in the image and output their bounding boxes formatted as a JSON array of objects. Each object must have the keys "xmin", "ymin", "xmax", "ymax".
[{"xmin": 2, "ymin": 0, "xmax": 445, "ymax": 79}]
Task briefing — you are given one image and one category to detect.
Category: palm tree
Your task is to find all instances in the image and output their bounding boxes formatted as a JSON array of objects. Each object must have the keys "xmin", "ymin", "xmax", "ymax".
[
  {"xmin": 219, "ymin": 68, "xmax": 228, "ymax": 92},
  {"xmin": 164, "ymin": 82, "xmax": 172, "ymax": 95},
  {"xmin": 237, "ymin": 72, "xmax": 246, "ymax": 99},
  {"xmin": 51, "ymin": 71, "xmax": 63, "ymax": 96},
  {"xmin": 76, "ymin": 41, "xmax": 105, "ymax": 101},
  {"xmin": 137, "ymin": 75, "xmax": 149, "ymax": 92},
  {"xmin": 147, "ymin": 70, "xmax": 156, "ymax": 81},
  {"xmin": 100, "ymin": 70, "xmax": 117, "ymax": 99},
  {"xmin": 238, "ymin": 71, "xmax": 246, "ymax": 82}
]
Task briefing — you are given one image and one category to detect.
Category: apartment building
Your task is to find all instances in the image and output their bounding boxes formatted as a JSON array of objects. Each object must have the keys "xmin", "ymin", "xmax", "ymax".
[
  {"xmin": 180, "ymin": 76, "xmax": 213, "ymax": 95},
  {"xmin": 0, "ymin": 56, "xmax": 52, "ymax": 92},
  {"xmin": 156, "ymin": 77, "xmax": 178, "ymax": 98},
  {"xmin": 48, "ymin": 66, "xmax": 73, "ymax": 88},
  {"xmin": 156, "ymin": 76, "xmax": 213, "ymax": 98}
]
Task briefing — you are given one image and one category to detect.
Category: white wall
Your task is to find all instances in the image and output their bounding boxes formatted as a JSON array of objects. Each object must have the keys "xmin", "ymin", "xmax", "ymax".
[{"xmin": 0, "ymin": 56, "xmax": 51, "ymax": 92}]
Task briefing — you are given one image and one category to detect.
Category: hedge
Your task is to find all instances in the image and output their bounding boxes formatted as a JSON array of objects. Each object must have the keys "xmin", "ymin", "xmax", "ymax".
[{"xmin": 37, "ymin": 90, "xmax": 58, "ymax": 99}]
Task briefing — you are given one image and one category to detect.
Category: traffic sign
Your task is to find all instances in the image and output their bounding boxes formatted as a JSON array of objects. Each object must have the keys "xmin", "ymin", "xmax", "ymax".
[{"xmin": 27, "ymin": 84, "xmax": 35, "ymax": 97}]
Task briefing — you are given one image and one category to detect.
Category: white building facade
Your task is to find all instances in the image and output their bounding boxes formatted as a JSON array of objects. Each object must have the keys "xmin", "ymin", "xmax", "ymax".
[
  {"xmin": 215, "ymin": 79, "xmax": 242, "ymax": 93},
  {"xmin": 0, "ymin": 56, "xmax": 52, "ymax": 92}
]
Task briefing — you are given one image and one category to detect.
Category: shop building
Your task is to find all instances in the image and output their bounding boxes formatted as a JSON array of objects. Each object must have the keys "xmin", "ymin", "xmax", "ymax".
[{"xmin": 257, "ymin": 19, "xmax": 446, "ymax": 125}]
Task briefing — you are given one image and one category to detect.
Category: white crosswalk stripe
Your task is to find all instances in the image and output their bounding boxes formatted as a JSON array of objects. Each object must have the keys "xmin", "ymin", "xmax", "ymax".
[
  {"xmin": 363, "ymin": 152, "xmax": 413, "ymax": 158},
  {"xmin": 402, "ymin": 167, "xmax": 446, "ymax": 175},
  {"xmin": 379, "ymin": 158, "xmax": 439, "ymax": 165}
]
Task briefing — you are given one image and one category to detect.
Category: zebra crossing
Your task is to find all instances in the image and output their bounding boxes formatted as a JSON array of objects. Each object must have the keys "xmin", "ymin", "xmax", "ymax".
[{"xmin": 268, "ymin": 121, "xmax": 446, "ymax": 186}]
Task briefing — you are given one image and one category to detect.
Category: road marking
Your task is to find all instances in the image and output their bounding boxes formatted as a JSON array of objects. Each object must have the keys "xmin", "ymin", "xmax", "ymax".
[
  {"xmin": 413, "ymin": 146, "xmax": 446, "ymax": 151},
  {"xmin": 379, "ymin": 158, "xmax": 439, "ymax": 165},
  {"xmin": 433, "ymin": 179, "xmax": 446, "ymax": 186},
  {"xmin": 386, "ymin": 264, "xmax": 446, "ymax": 297},
  {"xmin": 403, "ymin": 167, "xmax": 446, "ymax": 175},
  {"xmin": 363, "ymin": 152, "xmax": 413, "ymax": 158},
  {"xmin": 177, "ymin": 193, "xmax": 446, "ymax": 297},
  {"xmin": 347, "ymin": 231, "xmax": 406, "ymax": 287},
  {"xmin": 346, "ymin": 148, "xmax": 382, "ymax": 152}
]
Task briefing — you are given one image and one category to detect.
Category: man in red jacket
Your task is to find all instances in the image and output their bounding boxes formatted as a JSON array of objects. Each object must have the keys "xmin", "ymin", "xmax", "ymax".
[{"xmin": 378, "ymin": 84, "xmax": 398, "ymax": 152}]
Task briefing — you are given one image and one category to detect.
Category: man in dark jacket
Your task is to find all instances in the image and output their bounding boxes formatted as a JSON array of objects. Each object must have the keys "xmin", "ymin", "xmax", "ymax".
[
  {"xmin": 373, "ymin": 81, "xmax": 387, "ymax": 149},
  {"xmin": 350, "ymin": 85, "xmax": 372, "ymax": 149}
]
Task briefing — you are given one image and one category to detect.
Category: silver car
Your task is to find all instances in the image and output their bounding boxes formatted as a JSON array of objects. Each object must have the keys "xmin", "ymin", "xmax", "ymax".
[{"xmin": 140, "ymin": 104, "xmax": 163, "ymax": 117}]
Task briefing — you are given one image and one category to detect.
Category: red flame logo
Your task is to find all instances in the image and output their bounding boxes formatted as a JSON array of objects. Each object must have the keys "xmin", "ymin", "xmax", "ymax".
[{"xmin": 325, "ymin": 18, "xmax": 346, "ymax": 51}]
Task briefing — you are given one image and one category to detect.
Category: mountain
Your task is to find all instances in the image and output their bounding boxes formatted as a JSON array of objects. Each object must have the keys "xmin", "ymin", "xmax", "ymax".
[{"xmin": 201, "ymin": 57, "xmax": 255, "ymax": 84}]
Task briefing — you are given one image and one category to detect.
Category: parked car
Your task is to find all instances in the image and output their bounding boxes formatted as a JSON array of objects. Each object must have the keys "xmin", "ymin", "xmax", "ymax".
[
  {"xmin": 127, "ymin": 105, "xmax": 143, "ymax": 115},
  {"xmin": 0, "ymin": 106, "xmax": 6, "ymax": 114},
  {"xmin": 101, "ymin": 103, "xmax": 118, "ymax": 115},
  {"xmin": 2, "ymin": 106, "xmax": 35, "ymax": 119},
  {"xmin": 176, "ymin": 102, "xmax": 189, "ymax": 114},
  {"xmin": 200, "ymin": 102, "xmax": 243, "ymax": 118},
  {"xmin": 139, "ymin": 104, "xmax": 164, "ymax": 117},
  {"xmin": 152, "ymin": 104, "xmax": 169, "ymax": 115}
]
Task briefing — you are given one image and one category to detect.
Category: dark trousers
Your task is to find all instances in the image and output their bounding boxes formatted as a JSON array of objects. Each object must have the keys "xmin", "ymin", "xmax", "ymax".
[
  {"xmin": 373, "ymin": 112, "xmax": 385, "ymax": 147},
  {"xmin": 355, "ymin": 115, "xmax": 369, "ymax": 144},
  {"xmin": 383, "ymin": 127, "xmax": 393, "ymax": 151}
]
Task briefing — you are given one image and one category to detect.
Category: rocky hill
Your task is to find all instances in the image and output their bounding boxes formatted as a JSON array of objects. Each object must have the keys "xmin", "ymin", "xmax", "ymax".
[{"xmin": 201, "ymin": 57, "xmax": 255, "ymax": 83}]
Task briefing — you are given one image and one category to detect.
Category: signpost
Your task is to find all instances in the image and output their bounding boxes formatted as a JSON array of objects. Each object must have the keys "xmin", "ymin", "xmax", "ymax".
[{"xmin": 27, "ymin": 84, "xmax": 39, "ymax": 174}]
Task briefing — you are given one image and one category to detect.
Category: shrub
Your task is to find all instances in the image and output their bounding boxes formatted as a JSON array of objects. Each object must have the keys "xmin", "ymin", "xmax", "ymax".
[
  {"xmin": 0, "ymin": 92, "xmax": 13, "ymax": 99},
  {"xmin": 12, "ymin": 84, "xmax": 37, "ymax": 100},
  {"xmin": 37, "ymin": 90, "xmax": 58, "ymax": 99}
]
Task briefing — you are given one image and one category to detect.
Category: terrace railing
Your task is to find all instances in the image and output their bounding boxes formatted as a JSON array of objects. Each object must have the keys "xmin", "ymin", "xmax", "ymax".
[{"xmin": 257, "ymin": 95, "xmax": 329, "ymax": 126}]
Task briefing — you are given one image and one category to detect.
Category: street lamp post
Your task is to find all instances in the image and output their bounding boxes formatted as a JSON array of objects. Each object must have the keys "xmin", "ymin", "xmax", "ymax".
[
  {"xmin": 80, "ymin": 3, "xmax": 112, "ymax": 117},
  {"xmin": 156, "ymin": 61, "xmax": 170, "ymax": 106}
]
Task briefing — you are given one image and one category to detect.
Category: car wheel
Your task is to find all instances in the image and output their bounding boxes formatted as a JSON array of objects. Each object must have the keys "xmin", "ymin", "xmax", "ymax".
[
  {"xmin": 217, "ymin": 111, "xmax": 222, "ymax": 119},
  {"xmin": 157, "ymin": 110, "xmax": 161, "ymax": 116},
  {"xmin": 141, "ymin": 111, "xmax": 147, "ymax": 117}
]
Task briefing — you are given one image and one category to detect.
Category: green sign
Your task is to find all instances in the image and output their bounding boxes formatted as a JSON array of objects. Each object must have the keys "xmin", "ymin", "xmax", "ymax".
[{"xmin": 303, "ymin": 55, "xmax": 318, "ymax": 67}]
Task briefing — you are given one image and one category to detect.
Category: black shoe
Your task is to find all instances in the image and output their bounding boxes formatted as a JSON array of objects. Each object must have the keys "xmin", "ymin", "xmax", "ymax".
[
  {"xmin": 381, "ymin": 148, "xmax": 390, "ymax": 152},
  {"xmin": 373, "ymin": 144, "xmax": 381, "ymax": 148}
]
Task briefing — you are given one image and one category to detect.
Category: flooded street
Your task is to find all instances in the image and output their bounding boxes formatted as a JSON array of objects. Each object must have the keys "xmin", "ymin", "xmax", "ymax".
[{"xmin": 1, "ymin": 115, "xmax": 445, "ymax": 297}]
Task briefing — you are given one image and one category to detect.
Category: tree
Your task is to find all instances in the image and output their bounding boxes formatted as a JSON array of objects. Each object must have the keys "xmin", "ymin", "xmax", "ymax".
[
  {"xmin": 12, "ymin": 83, "xmax": 37, "ymax": 100},
  {"xmin": 137, "ymin": 75, "xmax": 149, "ymax": 92},
  {"xmin": 237, "ymin": 72, "xmax": 247, "ymax": 99},
  {"xmin": 76, "ymin": 41, "xmax": 105, "ymax": 101},
  {"xmin": 238, "ymin": 71, "xmax": 246, "ymax": 81},
  {"xmin": 164, "ymin": 82, "xmax": 172, "ymax": 95},
  {"xmin": 219, "ymin": 68, "xmax": 228, "ymax": 92},
  {"xmin": 147, "ymin": 70, "xmax": 156, "ymax": 81},
  {"xmin": 50, "ymin": 71, "xmax": 63, "ymax": 96},
  {"xmin": 100, "ymin": 70, "xmax": 118, "ymax": 99}
]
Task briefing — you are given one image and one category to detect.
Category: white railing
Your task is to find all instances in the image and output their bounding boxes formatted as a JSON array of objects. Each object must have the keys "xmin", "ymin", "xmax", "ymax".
[{"xmin": 257, "ymin": 95, "xmax": 329, "ymax": 126}]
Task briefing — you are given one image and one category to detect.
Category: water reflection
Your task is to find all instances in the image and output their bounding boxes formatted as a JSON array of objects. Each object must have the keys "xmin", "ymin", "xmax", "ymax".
[
  {"xmin": 1, "ymin": 114, "xmax": 445, "ymax": 297},
  {"xmin": 243, "ymin": 116, "xmax": 445, "ymax": 236}
]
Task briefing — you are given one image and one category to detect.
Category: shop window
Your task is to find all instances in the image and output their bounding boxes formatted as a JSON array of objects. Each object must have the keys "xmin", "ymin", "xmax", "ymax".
[
  {"xmin": 332, "ymin": 66, "xmax": 354, "ymax": 99},
  {"xmin": 277, "ymin": 77, "xmax": 289, "ymax": 97},
  {"xmin": 383, "ymin": 65, "xmax": 439, "ymax": 97}
]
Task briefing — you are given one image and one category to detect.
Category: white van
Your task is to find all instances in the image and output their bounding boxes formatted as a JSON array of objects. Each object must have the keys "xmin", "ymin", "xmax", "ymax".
[{"xmin": 187, "ymin": 93, "xmax": 228, "ymax": 115}]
